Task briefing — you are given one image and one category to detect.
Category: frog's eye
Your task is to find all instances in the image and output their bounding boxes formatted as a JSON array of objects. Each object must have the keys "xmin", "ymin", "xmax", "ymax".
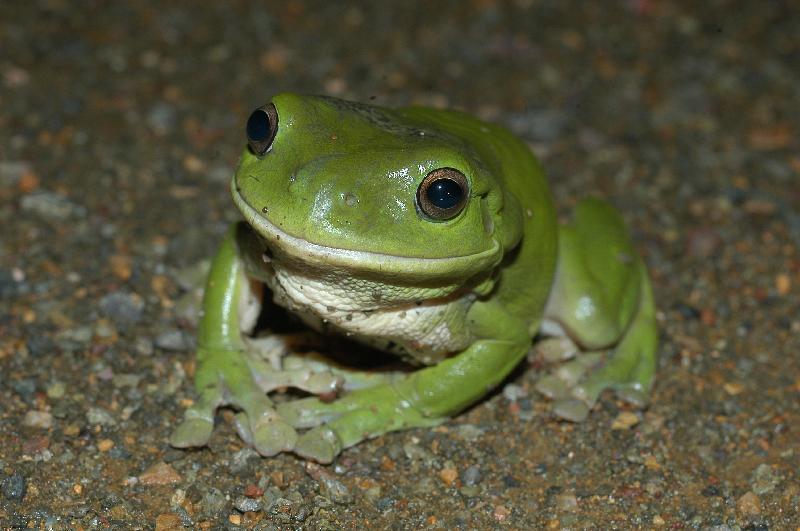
[
  {"xmin": 416, "ymin": 168, "xmax": 469, "ymax": 221},
  {"xmin": 246, "ymin": 103, "xmax": 279, "ymax": 155}
]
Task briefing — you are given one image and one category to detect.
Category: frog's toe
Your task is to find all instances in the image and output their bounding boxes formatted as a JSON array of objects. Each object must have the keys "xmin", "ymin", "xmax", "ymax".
[
  {"xmin": 234, "ymin": 411, "xmax": 298, "ymax": 455},
  {"xmin": 253, "ymin": 418, "xmax": 298, "ymax": 456},
  {"xmin": 170, "ymin": 416, "xmax": 214, "ymax": 448},
  {"xmin": 613, "ymin": 384, "xmax": 649, "ymax": 408},
  {"xmin": 551, "ymin": 398, "xmax": 591, "ymax": 422},
  {"xmin": 294, "ymin": 426, "xmax": 342, "ymax": 463},
  {"xmin": 276, "ymin": 398, "xmax": 342, "ymax": 429}
]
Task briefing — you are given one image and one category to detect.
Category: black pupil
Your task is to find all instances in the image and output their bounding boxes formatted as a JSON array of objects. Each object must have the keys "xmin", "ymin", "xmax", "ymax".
[
  {"xmin": 426, "ymin": 178, "xmax": 463, "ymax": 210},
  {"xmin": 246, "ymin": 110, "xmax": 270, "ymax": 142}
]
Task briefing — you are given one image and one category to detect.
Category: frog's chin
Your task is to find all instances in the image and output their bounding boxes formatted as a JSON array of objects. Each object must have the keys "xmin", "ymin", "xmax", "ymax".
[{"xmin": 232, "ymin": 181, "xmax": 502, "ymax": 282}]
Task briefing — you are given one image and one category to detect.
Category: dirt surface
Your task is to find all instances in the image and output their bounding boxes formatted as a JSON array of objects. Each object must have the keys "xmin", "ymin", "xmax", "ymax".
[{"xmin": 2, "ymin": 1, "xmax": 799, "ymax": 529}]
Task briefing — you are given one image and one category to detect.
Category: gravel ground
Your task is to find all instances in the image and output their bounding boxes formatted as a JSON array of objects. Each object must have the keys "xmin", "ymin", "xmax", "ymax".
[{"xmin": 1, "ymin": 1, "xmax": 799, "ymax": 529}]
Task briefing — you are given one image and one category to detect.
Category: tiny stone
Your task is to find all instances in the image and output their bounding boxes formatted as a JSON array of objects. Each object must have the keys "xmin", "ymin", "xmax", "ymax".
[
  {"xmin": 556, "ymin": 493, "xmax": 578, "ymax": 512},
  {"xmin": 230, "ymin": 448, "xmax": 260, "ymax": 473},
  {"xmin": 439, "ymin": 467, "xmax": 458, "ymax": 487},
  {"xmin": 46, "ymin": 381, "xmax": 66, "ymax": 399},
  {"xmin": 155, "ymin": 329, "xmax": 191, "ymax": 351},
  {"xmin": 1, "ymin": 474, "xmax": 27, "ymax": 502},
  {"xmin": 493, "ymin": 504, "xmax": 510, "ymax": 522},
  {"xmin": 134, "ymin": 336, "xmax": 154, "ymax": 356},
  {"xmin": 86, "ymin": 407, "xmax": 116, "ymax": 426},
  {"xmin": 139, "ymin": 462, "xmax": 182, "ymax": 485},
  {"xmin": 20, "ymin": 191, "xmax": 86, "ymax": 220},
  {"xmin": 200, "ymin": 488, "xmax": 227, "ymax": 517},
  {"xmin": 99, "ymin": 291, "xmax": 145, "ymax": 326},
  {"xmin": 503, "ymin": 383, "xmax": 528, "ymax": 402},
  {"xmin": 736, "ymin": 491, "xmax": 761, "ymax": 516},
  {"xmin": 154, "ymin": 513, "xmax": 182, "ymax": 531},
  {"xmin": 750, "ymin": 463, "xmax": 779, "ymax": 494},
  {"xmin": 305, "ymin": 463, "xmax": 352, "ymax": 504},
  {"xmin": 375, "ymin": 497, "xmax": 394, "ymax": 511},
  {"xmin": 461, "ymin": 465, "xmax": 482, "ymax": 486},
  {"xmin": 454, "ymin": 424, "xmax": 484, "ymax": 441},
  {"xmin": 23, "ymin": 410, "xmax": 53, "ymax": 429},
  {"xmin": 611, "ymin": 411, "xmax": 640, "ymax": 430},
  {"xmin": 459, "ymin": 485, "xmax": 480, "ymax": 497},
  {"xmin": 233, "ymin": 495, "xmax": 261, "ymax": 513}
]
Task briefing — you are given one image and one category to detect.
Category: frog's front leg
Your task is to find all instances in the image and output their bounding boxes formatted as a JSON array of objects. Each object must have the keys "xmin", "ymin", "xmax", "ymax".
[
  {"xmin": 277, "ymin": 300, "xmax": 530, "ymax": 463},
  {"xmin": 170, "ymin": 225, "xmax": 299, "ymax": 456},
  {"xmin": 537, "ymin": 198, "xmax": 658, "ymax": 421}
]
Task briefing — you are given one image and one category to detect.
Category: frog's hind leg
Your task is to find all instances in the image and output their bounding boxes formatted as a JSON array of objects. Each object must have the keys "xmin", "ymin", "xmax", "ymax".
[
  {"xmin": 537, "ymin": 198, "xmax": 658, "ymax": 421},
  {"xmin": 571, "ymin": 263, "xmax": 657, "ymax": 409}
]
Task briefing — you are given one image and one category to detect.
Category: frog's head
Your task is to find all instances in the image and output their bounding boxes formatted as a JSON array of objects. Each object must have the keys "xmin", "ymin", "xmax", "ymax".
[{"xmin": 232, "ymin": 93, "xmax": 524, "ymax": 285}]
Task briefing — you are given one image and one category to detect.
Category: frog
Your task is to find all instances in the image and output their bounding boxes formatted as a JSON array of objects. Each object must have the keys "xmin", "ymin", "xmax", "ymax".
[{"xmin": 169, "ymin": 92, "xmax": 657, "ymax": 463}]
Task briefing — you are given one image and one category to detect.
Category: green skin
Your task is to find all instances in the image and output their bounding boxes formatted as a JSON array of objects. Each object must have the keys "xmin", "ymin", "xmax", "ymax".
[{"xmin": 170, "ymin": 93, "xmax": 657, "ymax": 463}]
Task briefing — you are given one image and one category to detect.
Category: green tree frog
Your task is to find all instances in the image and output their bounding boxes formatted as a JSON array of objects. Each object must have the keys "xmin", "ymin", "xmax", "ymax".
[{"xmin": 170, "ymin": 93, "xmax": 657, "ymax": 463}]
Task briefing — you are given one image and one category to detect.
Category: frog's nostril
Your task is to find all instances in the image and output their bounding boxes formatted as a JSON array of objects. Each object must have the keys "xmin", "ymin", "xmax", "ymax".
[{"xmin": 342, "ymin": 192, "xmax": 359, "ymax": 207}]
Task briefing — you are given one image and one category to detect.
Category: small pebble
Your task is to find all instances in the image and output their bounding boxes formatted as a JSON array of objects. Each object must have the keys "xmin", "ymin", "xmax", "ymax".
[
  {"xmin": 461, "ymin": 465, "xmax": 482, "ymax": 486},
  {"xmin": 439, "ymin": 467, "xmax": 458, "ymax": 487},
  {"xmin": 555, "ymin": 493, "xmax": 578, "ymax": 512},
  {"xmin": 46, "ymin": 381, "xmax": 66, "ymax": 399},
  {"xmin": 99, "ymin": 291, "xmax": 145, "ymax": 326},
  {"xmin": 611, "ymin": 411, "xmax": 640, "ymax": 430},
  {"xmin": 200, "ymin": 488, "xmax": 227, "ymax": 517},
  {"xmin": 776, "ymin": 273, "xmax": 791, "ymax": 295},
  {"xmin": 493, "ymin": 504, "xmax": 510, "ymax": 522},
  {"xmin": 750, "ymin": 463, "xmax": 779, "ymax": 494},
  {"xmin": 503, "ymin": 383, "xmax": 528, "ymax": 402},
  {"xmin": 305, "ymin": 462, "xmax": 352, "ymax": 504},
  {"xmin": 155, "ymin": 329, "xmax": 191, "ymax": 351},
  {"xmin": 139, "ymin": 462, "xmax": 182, "ymax": 486},
  {"xmin": 736, "ymin": 491, "xmax": 762, "ymax": 516},
  {"xmin": 86, "ymin": 407, "xmax": 116, "ymax": 426},
  {"xmin": 20, "ymin": 191, "xmax": 86, "ymax": 220},
  {"xmin": 23, "ymin": 410, "xmax": 53, "ymax": 429},
  {"xmin": 233, "ymin": 495, "xmax": 261, "ymax": 513},
  {"xmin": 154, "ymin": 513, "xmax": 183, "ymax": 531},
  {"xmin": 1, "ymin": 474, "xmax": 27, "ymax": 501}
]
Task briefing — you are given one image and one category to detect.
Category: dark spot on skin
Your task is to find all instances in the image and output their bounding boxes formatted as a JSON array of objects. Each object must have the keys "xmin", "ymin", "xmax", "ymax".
[
  {"xmin": 346, "ymin": 314, "xmax": 353, "ymax": 321},
  {"xmin": 415, "ymin": 301, "xmax": 423, "ymax": 306},
  {"xmin": 276, "ymin": 235, "xmax": 281, "ymax": 241},
  {"xmin": 371, "ymin": 291, "xmax": 382, "ymax": 302},
  {"xmin": 262, "ymin": 206, "xmax": 269, "ymax": 213},
  {"xmin": 327, "ymin": 306, "xmax": 335, "ymax": 312}
]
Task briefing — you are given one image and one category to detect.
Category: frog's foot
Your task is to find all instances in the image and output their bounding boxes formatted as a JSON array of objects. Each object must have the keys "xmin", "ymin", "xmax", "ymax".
[
  {"xmin": 244, "ymin": 349, "xmax": 345, "ymax": 397},
  {"xmin": 276, "ymin": 384, "xmax": 444, "ymax": 463},
  {"xmin": 282, "ymin": 353, "xmax": 405, "ymax": 391},
  {"xmin": 170, "ymin": 349, "xmax": 299, "ymax": 457},
  {"xmin": 534, "ymin": 329, "xmax": 656, "ymax": 422},
  {"xmin": 245, "ymin": 332, "xmax": 324, "ymax": 369}
]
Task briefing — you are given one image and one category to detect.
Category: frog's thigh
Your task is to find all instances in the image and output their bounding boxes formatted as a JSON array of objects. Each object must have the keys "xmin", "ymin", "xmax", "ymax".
[{"xmin": 541, "ymin": 198, "xmax": 657, "ymax": 419}]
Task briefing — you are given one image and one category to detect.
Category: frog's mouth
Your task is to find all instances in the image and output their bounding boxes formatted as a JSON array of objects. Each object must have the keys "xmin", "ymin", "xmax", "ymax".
[{"xmin": 232, "ymin": 180, "xmax": 502, "ymax": 282}]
